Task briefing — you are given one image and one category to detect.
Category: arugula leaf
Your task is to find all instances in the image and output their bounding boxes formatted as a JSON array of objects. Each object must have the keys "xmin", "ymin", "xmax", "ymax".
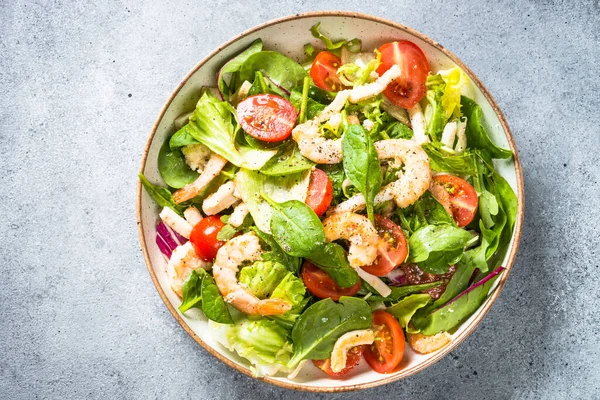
[
  {"xmin": 422, "ymin": 143, "xmax": 478, "ymax": 176},
  {"xmin": 259, "ymin": 141, "xmax": 314, "ymax": 176},
  {"xmin": 309, "ymin": 243, "xmax": 360, "ymax": 288},
  {"xmin": 288, "ymin": 297, "xmax": 372, "ymax": 367},
  {"xmin": 178, "ymin": 269, "xmax": 233, "ymax": 324},
  {"xmin": 262, "ymin": 196, "xmax": 325, "ymax": 257},
  {"xmin": 319, "ymin": 164, "xmax": 345, "ymax": 206},
  {"xmin": 461, "ymin": 96, "xmax": 512, "ymax": 159},
  {"xmin": 309, "ymin": 23, "xmax": 361, "ymax": 52},
  {"xmin": 408, "ymin": 224, "xmax": 472, "ymax": 274},
  {"xmin": 157, "ymin": 140, "xmax": 198, "ymax": 189},
  {"xmin": 387, "ymin": 294, "xmax": 432, "ymax": 328},
  {"xmin": 384, "ymin": 121, "xmax": 414, "ymax": 140},
  {"xmin": 138, "ymin": 173, "xmax": 186, "ymax": 215},
  {"xmin": 239, "ymin": 51, "xmax": 308, "ymax": 93},
  {"xmin": 342, "ymin": 124, "xmax": 382, "ymax": 223},
  {"xmin": 218, "ymin": 39, "xmax": 263, "ymax": 99},
  {"xmin": 396, "ymin": 192, "xmax": 454, "ymax": 235},
  {"xmin": 251, "ymin": 227, "xmax": 302, "ymax": 275},
  {"xmin": 366, "ymin": 281, "xmax": 443, "ymax": 303}
]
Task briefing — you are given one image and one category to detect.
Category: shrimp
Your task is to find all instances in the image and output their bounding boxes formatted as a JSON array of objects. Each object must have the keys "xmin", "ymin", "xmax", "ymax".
[
  {"xmin": 167, "ymin": 242, "xmax": 211, "ymax": 297},
  {"xmin": 322, "ymin": 212, "xmax": 379, "ymax": 268},
  {"xmin": 291, "ymin": 119, "xmax": 343, "ymax": 164},
  {"xmin": 173, "ymin": 153, "xmax": 227, "ymax": 204},
  {"xmin": 212, "ymin": 233, "xmax": 292, "ymax": 316},
  {"xmin": 329, "ymin": 139, "xmax": 431, "ymax": 214},
  {"xmin": 407, "ymin": 331, "xmax": 451, "ymax": 354}
]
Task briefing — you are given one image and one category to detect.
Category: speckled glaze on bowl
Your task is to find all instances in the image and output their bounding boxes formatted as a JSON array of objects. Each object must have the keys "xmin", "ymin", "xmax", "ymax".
[{"xmin": 137, "ymin": 11, "xmax": 524, "ymax": 392}]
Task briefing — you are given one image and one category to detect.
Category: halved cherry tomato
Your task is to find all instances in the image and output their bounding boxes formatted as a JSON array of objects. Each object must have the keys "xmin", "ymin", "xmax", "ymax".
[
  {"xmin": 313, "ymin": 345, "xmax": 364, "ymax": 377},
  {"xmin": 305, "ymin": 169, "xmax": 333, "ymax": 216},
  {"xmin": 310, "ymin": 51, "xmax": 343, "ymax": 92},
  {"xmin": 432, "ymin": 174, "xmax": 478, "ymax": 227},
  {"xmin": 189, "ymin": 215, "xmax": 226, "ymax": 261},
  {"xmin": 376, "ymin": 41, "xmax": 430, "ymax": 109},
  {"xmin": 236, "ymin": 94, "xmax": 297, "ymax": 142},
  {"xmin": 301, "ymin": 261, "xmax": 361, "ymax": 301},
  {"xmin": 361, "ymin": 215, "xmax": 408, "ymax": 276},
  {"xmin": 364, "ymin": 310, "xmax": 405, "ymax": 374}
]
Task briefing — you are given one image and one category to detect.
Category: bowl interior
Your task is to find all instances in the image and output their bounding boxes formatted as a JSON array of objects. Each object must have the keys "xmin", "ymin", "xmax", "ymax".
[{"xmin": 138, "ymin": 13, "xmax": 522, "ymax": 391}]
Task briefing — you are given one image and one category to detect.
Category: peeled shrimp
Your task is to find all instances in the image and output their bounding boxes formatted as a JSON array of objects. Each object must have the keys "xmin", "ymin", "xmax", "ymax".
[
  {"xmin": 322, "ymin": 212, "xmax": 379, "ymax": 268},
  {"xmin": 167, "ymin": 242, "xmax": 211, "ymax": 297},
  {"xmin": 212, "ymin": 233, "xmax": 292, "ymax": 316},
  {"xmin": 329, "ymin": 139, "xmax": 431, "ymax": 214},
  {"xmin": 173, "ymin": 153, "xmax": 227, "ymax": 204},
  {"xmin": 291, "ymin": 119, "xmax": 343, "ymax": 164},
  {"xmin": 407, "ymin": 331, "xmax": 451, "ymax": 354}
]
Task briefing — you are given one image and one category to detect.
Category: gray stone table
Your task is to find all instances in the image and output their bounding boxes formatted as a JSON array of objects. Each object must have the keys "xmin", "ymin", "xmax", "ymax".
[{"xmin": 1, "ymin": 0, "xmax": 598, "ymax": 399}]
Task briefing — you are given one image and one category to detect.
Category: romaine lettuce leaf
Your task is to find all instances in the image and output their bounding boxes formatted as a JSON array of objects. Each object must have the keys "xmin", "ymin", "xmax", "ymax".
[{"xmin": 424, "ymin": 74, "xmax": 447, "ymax": 142}]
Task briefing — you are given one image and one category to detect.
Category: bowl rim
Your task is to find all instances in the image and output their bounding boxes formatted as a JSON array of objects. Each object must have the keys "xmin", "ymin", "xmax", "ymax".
[{"xmin": 136, "ymin": 10, "xmax": 525, "ymax": 393}]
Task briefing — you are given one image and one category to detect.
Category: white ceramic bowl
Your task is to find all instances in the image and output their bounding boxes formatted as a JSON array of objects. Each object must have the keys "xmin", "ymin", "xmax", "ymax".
[{"xmin": 137, "ymin": 11, "xmax": 524, "ymax": 392}]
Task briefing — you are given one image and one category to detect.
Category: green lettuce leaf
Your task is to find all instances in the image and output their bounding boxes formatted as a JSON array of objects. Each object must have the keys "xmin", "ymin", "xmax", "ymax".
[
  {"xmin": 408, "ymin": 224, "xmax": 472, "ymax": 274},
  {"xmin": 424, "ymin": 74, "xmax": 447, "ymax": 142}
]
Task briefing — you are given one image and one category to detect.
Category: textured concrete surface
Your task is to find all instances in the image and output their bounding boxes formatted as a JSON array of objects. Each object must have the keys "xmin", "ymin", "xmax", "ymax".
[{"xmin": 1, "ymin": 0, "xmax": 599, "ymax": 399}]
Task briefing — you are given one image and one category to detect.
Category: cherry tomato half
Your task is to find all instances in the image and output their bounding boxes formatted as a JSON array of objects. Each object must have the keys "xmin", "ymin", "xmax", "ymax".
[
  {"xmin": 432, "ymin": 174, "xmax": 478, "ymax": 227},
  {"xmin": 361, "ymin": 215, "xmax": 408, "ymax": 276},
  {"xmin": 189, "ymin": 215, "xmax": 226, "ymax": 261},
  {"xmin": 305, "ymin": 169, "xmax": 333, "ymax": 217},
  {"xmin": 236, "ymin": 94, "xmax": 297, "ymax": 142},
  {"xmin": 364, "ymin": 310, "xmax": 405, "ymax": 374},
  {"xmin": 301, "ymin": 261, "xmax": 361, "ymax": 301},
  {"xmin": 313, "ymin": 345, "xmax": 365, "ymax": 377},
  {"xmin": 310, "ymin": 51, "xmax": 344, "ymax": 92},
  {"xmin": 376, "ymin": 41, "xmax": 430, "ymax": 109}
]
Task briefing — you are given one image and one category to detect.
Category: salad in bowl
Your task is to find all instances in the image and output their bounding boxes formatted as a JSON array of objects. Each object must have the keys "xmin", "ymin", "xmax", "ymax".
[{"xmin": 138, "ymin": 15, "xmax": 521, "ymax": 389}]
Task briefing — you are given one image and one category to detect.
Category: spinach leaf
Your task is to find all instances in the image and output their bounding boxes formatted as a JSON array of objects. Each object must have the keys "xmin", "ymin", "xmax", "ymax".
[
  {"xmin": 178, "ymin": 269, "xmax": 233, "ymax": 324},
  {"xmin": 239, "ymin": 51, "xmax": 308, "ymax": 93},
  {"xmin": 408, "ymin": 224, "xmax": 472, "ymax": 274},
  {"xmin": 158, "ymin": 140, "xmax": 198, "ymax": 189},
  {"xmin": 309, "ymin": 243, "xmax": 359, "ymax": 288},
  {"xmin": 342, "ymin": 124, "xmax": 381, "ymax": 223},
  {"xmin": 288, "ymin": 297, "xmax": 372, "ymax": 367},
  {"xmin": 289, "ymin": 86, "xmax": 327, "ymax": 120},
  {"xmin": 218, "ymin": 39, "xmax": 263, "ymax": 98},
  {"xmin": 461, "ymin": 96, "xmax": 512, "ymax": 159},
  {"xmin": 251, "ymin": 227, "xmax": 302, "ymax": 275},
  {"xmin": 422, "ymin": 143, "xmax": 478, "ymax": 176},
  {"xmin": 169, "ymin": 125, "xmax": 200, "ymax": 149},
  {"xmin": 263, "ymin": 196, "xmax": 325, "ymax": 257},
  {"xmin": 412, "ymin": 269, "xmax": 502, "ymax": 335},
  {"xmin": 247, "ymin": 71, "xmax": 272, "ymax": 96},
  {"xmin": 179, "ymin": 269, "xmax": 204, "ymax": 312},
  {"xmin": 138, "ymin": 173, "xmax": 186, "ymax": 215},
  {"xmin": 259, "ymin": 141, "xmax": 314, "ymax": 176},
  {"xmin": 309, "ymin": 23, "xmax": 361, "ymax": 53},
  {"xmin": 387, "ymin": 293, "xmax": 431, "ymax": 328},
  {"xmin": 366, "ymin": 281, "xmax": 443, "ymax": 303}
]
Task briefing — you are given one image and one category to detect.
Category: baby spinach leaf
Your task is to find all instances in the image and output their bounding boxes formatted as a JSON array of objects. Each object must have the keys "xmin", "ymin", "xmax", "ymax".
[
  {"xmin": 239, "ymin": 51, "xmax": 308, "ymax": 93},
  {"xmin": 169, "ymin": 125, "xmax": 200, "ymax": 149},
  {"xmin": 263, "ymin": 196, "xmax": 325, "ymax": 257},
  {"xmin": 412, "ymin": 268, "xmax": 502, "ymax": 335},
  {"xmin": 366, "ymin": 281, "xmax": 443, "ymax": 303},
  {"xmin": 218, "ymin": 39, "xmax": 263, "ymax": 98},
  {"xmin": 247, "ymin": 71, "xmax": 271, "ymax": 96},
  {"xmin": 158, "ymin": 140, "xmax": 198, "ymax": 189},
  {"xmin": 178, "ymin": 269, "xmax": 233, "ymax": 324},
  {"xmin": 387, "ymin": 293, "xmax": 432, "ymax": 328},
  {"xmin": 408, "ymin": 224, "xmax": 472, "ymax": 274},
  {"xmin": 290, "ymin": 86, "xmax": 327, "ymax": 120},
  {"xmin": 461, "ymin": 96, "xmax": 512, "ymax": 159},
  {"xmin": 288, "ymin": 297, "xmax": 372, "ymax": 367},
  {"xmin": 138, "ymin": 173, "xmax": 186, "ymax": 215},
  {"xmin": 342, "ymin": 124, "xmax": 381, "ymax": 223},
  {"xmin": 259, "ymin": 141, "xmax": 314, "ymax": 176},
  {"xmin": 179, "ymin": 269, "xmax": 205, "ymax": 313},
  {"xmin": 309, "ymin": 243, "xmax": 359, "ymax": 288}
]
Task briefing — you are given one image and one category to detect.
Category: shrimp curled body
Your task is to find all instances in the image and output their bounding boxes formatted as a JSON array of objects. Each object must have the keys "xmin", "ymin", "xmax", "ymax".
[
  {"xmin": 322, "ymin": 212, "xmax": 379, "ymax": 268},
  {"xmin": 212, "ymin": 233, "xmax": 292, "ymax": 316}
]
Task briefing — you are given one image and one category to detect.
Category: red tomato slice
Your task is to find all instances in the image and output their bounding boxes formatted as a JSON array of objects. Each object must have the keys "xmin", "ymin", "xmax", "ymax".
[
  {"xmin": 236, "ymin": 94, "xmax": 297, "ymax": 142},
  {"xmin": 313, "ymin": 345, "xmax": 364, "ymax": 377},
  {"xmin": 361, "ymin": 215, "xmax": 408, "ymax": 276},
  {"xmin": 376, "ymin": 41, "xmax": 430, "ymax": 109},
  {"xmin": 432, "ymin": 175, "xmax": 478, "ymax": 227},
  {"xmin": 305, "ymin": 169, "xmax": 333, "ymax": 216},
  {"xmin": 189, "ymin": 215, "xmax": 226, "ymax": 261},
  {"xmin": 310, "ymin": 51, "xmax": 344, "ymax": 92},
  {"xmin": 301, "ymin": 261, "xmax": 361, "ymax": 301},
  {"xmin": 364, "ymin": 310, "xmax": 405, "ymax": 374}
]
